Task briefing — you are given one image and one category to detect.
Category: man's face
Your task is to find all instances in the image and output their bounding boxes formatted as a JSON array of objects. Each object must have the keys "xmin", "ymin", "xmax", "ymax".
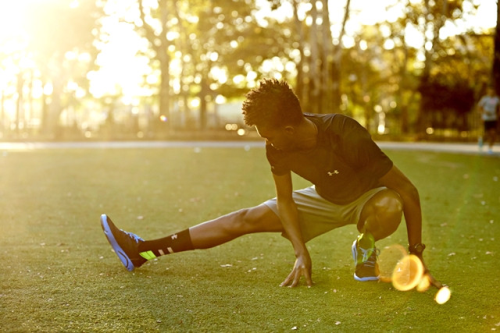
[{"xmin": 255, "ymin": 125, "xmax": 295, "ymax": 151}]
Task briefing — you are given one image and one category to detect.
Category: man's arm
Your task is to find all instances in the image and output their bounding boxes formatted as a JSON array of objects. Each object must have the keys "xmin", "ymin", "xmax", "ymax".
[
  {"xmin": 378, "ymin": 165, "xmax": 442, "ymax": 287},
  {"xmin": 378, "ymin": 165, "xmax": 421, "ymax": 247},
  {"xmin": 273, "ymin": 171, "xmax": 313, "ymax": 287}
]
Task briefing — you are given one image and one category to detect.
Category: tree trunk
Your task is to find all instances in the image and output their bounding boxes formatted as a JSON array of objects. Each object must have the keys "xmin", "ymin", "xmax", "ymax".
[
  {"xmin": 41, "ymin": 92, "xmax": 49, "ymax": 135},
  {"xmin": 28, "ymin": 69, "xmax": 34, "ymax": 131},
  {"xmin": 308, "ymin": 2, "xmax": 320, "ymax": 114},
  {"xmin": 139, "ymin": 0, "xmax": 171, "ymax": 134},
  {"xmin": 399, "ymin": 35, "xmax": 410, "ymax": 134},
  {"xmin": 48, "ymin": 75, "xmax": 64, "ymax": 139},
  {"xmin": 292, "ymin": 0, "xmax": 305, "ymax": 104},
  {"xmin": 158, "ymin": 45, "xmax": 170, "ymax": 128},
  {"xmin": 493, "ymin": 1, "xmax": 500, "ymax": 92},
  {"xmin": 0, "ymin": 88, "xmax": 5, "ymax": 134},
  {"xmin": 331, "ymin": 0, "xmax": 351, "ymax": 113},
  {"xmin": 15, "ymin": 72, "xmax": 24, "ymax": 135},
  {"xmin": 321, "ymin": 0, "xmax": 332, "ymax": 113},
  {"xmin": 199, "ymin": 77, "xmax": 208, "ymax": 130},
  {"xmin": 417, "ymin": 0, "xmax": 446, "ymax": 134}
]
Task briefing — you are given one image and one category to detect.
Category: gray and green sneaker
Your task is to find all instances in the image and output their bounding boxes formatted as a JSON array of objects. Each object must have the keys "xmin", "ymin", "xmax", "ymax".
[
  {"xmin": 351, "ymin": 233, "xmax": 379, "ymax": 281},
  {"xmin": 100, "ymin": 214, "xmax": 147, "ymax": 271}
]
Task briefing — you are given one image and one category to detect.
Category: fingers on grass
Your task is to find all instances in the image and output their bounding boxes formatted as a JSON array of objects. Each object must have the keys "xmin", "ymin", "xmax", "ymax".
[
  {"xmin": 427, "ymin": 273, "xmax": 443, "ymax": 289},
  {"xmin": 291, "ymin": 271, "xmax": 300, "ymax": 287},
  {"xmin": 280, "ymin": 271, "xmax": 294, "ymax": 287},
  {"xmin": 306, "ymin": 274, "xmax": 313, "ymax": 287}
]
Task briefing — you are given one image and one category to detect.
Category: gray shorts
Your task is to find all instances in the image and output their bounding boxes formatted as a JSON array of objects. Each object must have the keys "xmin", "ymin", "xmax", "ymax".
[{"xmin": 264, "ymin": 186, "xmax": 386, "ymax": 242}]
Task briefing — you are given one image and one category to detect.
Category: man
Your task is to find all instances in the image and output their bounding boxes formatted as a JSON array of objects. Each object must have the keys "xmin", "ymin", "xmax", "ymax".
[
  {"xmin": 478, "ymin": 87, "xmax": 499, "ymax": 154},
  {"xmin": 101, "ymin": 78, "xmax": 439, "ymax": 287}
]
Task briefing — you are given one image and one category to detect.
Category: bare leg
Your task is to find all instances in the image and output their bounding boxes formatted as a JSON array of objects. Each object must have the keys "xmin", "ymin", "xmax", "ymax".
[
  {"xmin": 357, "ymin": 189, "xmax": 403, "ymax": 241},
  {"xmin": 189, "ymin": 203, "xmax": 284, "ymax": 249}
]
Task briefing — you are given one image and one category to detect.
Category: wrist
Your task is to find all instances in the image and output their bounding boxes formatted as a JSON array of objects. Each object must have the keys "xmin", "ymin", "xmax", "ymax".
[
  {"xmin": 294, "ymin": 246, "xmax": 309, "ymax": 258},
  {"xmin": 409, "ymin": 243, "xmax": 426, "ymax": 256}
]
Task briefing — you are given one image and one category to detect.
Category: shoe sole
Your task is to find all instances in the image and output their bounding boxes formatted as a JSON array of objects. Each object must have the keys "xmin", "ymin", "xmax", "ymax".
[
  {"xmin": 352, "ymin": 239, "xmax": 379, "ymax": 282},
  {"xmin": 351, "ymin": 240, "xmax": 358, "ymax": 263},
  {"xmin": 100, "ymin": 214, "xmax": 135, "ymax": 271},
  {"xmin": 353, "ymin": 273, "xmax": 379, "ymax": 282}
]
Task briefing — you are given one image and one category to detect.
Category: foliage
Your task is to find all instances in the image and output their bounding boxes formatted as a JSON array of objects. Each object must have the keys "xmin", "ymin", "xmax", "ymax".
[
  {"xmin": 0, "ymin": 0, "xmax": 102, "ymax": 137},
  {"xmin": 0, "ymin": 0, "xmax": 497, "ymax": 139}
]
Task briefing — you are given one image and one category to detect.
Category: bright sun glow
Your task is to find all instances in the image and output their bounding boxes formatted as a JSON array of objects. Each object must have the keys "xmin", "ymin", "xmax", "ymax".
[
  {"xmin": 0, "ymin": 0, "xmax": 497, "ymax": 101},
  {"xmin": 0, "ymin": 2, "xmax": 25, "ymax": 40}
]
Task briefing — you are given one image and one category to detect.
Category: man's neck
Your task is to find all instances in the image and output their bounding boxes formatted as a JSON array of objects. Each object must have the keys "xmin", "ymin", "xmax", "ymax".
[{"xmin": 296, "ymin": 118, "xmax": 318, "ymax": 150}]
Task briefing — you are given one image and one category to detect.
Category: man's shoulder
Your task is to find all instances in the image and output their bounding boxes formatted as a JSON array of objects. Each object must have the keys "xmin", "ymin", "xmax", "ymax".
[
  {"xmin": 304, "ymin": 112, "xmax": 342, "ymax": 119},
  {"xmin": 304, "ymin": 113, "xmax": 350, "ymax": 127}
]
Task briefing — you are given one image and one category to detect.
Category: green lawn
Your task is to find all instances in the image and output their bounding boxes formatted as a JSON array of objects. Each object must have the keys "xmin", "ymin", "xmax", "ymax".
[{"xmin": 0, "ymin": 147, "xmax": 499, "ymax": 332}]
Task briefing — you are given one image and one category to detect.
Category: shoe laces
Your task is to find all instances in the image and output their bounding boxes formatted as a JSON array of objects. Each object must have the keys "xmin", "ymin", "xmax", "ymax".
[
  {"xmin": 359, "ymin": 246, "xmax": 379, "ymax": 267},
  {"xmin": 122, "ymin": 230, "xmax": 144, "ymax": 243}
]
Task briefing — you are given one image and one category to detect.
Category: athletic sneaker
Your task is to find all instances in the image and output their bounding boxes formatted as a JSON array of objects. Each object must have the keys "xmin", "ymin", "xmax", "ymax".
[
  {"xmin": 352, "ymin": 237, "xmax": 380, "ymax": 282},
  {"xmin": 100, "ymin": 214, "xmax": 147, "ymax": 271}
]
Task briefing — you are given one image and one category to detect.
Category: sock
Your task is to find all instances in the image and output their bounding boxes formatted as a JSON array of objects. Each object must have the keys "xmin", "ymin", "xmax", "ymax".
[
  {"xmin": 356, "ymin": 232, "xmax": 375, "ymax": 264},
  {"xmin": 357, "ymin": 232, "xmax": 375, "ymax": 250},
  {"xmin": 138, "ymin": 229, "xmax": 194, "ymax": 260}
]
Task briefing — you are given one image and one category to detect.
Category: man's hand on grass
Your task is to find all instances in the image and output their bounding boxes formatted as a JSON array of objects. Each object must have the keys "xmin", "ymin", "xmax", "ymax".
[
  {"xmin": 427, "ymin": 271, "xmax": 443, "ymax": 289},
  {"xmin": 418, "ymin": 254, "xmax": 444, "ymax": 289},
  {"xmin": 280, "ymin": 251, "xmax": 313, "ymax": 288}
]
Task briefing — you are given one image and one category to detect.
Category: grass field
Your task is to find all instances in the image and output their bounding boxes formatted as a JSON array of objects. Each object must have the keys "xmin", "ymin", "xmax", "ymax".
[{"xmin": 0, "ymin": 146, "xmax": 499, "ymax": 332}]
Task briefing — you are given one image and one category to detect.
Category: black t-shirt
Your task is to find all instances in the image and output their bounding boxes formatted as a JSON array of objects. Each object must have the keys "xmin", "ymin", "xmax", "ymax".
[{"xmin": 266, "ymin": 113, "xmax": 393, "ymax": 205}]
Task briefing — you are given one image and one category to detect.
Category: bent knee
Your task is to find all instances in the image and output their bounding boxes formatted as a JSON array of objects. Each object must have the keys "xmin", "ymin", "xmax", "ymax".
[
  {"xmin": 359, "ymin": 189, "xmax": 403, "ymax": 234},
  {"xmin": 381, "ymin": 190, "xmax": 404, "ymax": 217}
]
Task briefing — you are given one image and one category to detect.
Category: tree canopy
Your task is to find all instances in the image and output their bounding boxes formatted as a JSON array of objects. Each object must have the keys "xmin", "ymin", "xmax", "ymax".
[{"xmin": 0, "ymin": 0, "xmax": 496, "ymax": 140}]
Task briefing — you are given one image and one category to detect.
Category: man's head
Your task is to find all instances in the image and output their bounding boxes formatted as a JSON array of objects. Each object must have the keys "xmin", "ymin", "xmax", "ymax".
[
  {"xmin": 242, "ymin": 79, "xmax": 305, "ymax": 150},
  {"xmin": 242, "ymin": 78, "xmax": 303, "ymax": 129}
]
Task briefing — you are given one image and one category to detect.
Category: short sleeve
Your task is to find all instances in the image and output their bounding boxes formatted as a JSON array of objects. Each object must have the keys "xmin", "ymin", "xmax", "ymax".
[{"xmin": 265, "ymin": 144, "xmax": 290, "ymax": 175}]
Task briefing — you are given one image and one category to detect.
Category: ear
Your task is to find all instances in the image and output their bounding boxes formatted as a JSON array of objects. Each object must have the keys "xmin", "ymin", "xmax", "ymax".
[{"xmin": 283, "ymin": 125, "xmax": 295, "ymax": 135}]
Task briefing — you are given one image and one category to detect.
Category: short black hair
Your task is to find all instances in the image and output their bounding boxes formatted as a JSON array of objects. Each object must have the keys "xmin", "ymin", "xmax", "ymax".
[{"xmin": 242, "ymin": 78, "xmax": 303, "ymax": 128}]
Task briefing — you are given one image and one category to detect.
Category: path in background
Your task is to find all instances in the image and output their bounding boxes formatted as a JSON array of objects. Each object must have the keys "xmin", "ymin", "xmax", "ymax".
[{"xmin": 0, "ymin": 141, "xmax": 498, "ymax": 155}]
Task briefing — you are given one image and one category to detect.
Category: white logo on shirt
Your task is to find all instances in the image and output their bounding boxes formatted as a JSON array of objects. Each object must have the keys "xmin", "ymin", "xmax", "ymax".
[{"xmin": 327, "ymin": 170, "xmax": 339, "ymax": 176}]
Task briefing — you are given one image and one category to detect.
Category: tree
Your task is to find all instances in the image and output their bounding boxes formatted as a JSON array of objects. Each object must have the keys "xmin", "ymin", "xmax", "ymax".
[
  {"xmin": 137, "ymin": 0, "xmax": 172, "ymax": 131},
  {"xmin": 330, "ymin": 0, "xmax": 351, "ymax": 114},
  {"xmin": 23, "ymin": 0, "xmax": 101, "ymax": 138},
  {"xmin": 493, "ymin": 1, "xmax": 500, "ymax": 92}
]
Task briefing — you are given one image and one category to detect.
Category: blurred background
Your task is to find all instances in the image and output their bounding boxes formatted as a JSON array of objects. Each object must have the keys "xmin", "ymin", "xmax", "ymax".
[{"xmin": 0, "ymin": 0, "xmax": 497, "ymax": 141}]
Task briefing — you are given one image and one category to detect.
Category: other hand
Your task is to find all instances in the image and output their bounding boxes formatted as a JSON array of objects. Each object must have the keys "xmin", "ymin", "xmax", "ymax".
[
  {"xmin": 280, "ymin": 252, "xmax": 313, "ymax": 287},
  {"xmin": 425, "ymin": 270, "xmax": 443, "ymax": 289},
  {"xmin": 418, "ymin": 254, "xmax": 444, "ymax": 289}
]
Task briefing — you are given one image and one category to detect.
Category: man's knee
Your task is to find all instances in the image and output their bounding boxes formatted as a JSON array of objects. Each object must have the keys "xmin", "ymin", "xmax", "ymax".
[
  {"xmin": 359, "ymin": 189, "xmax": 403, "ymax": 237},
  {"xmin": 380, "ymin": 190, "xmax": 404, "ymax": 220}
]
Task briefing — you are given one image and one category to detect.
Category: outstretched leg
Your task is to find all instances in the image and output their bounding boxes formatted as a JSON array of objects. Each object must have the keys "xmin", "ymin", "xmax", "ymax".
[
  {"xmin": 101, "ymin": 204, "xmax": 284, "ymax": 271},
  {"xmin": 189, "ymin": 204, "xmax": 284, "ymax": 249}
]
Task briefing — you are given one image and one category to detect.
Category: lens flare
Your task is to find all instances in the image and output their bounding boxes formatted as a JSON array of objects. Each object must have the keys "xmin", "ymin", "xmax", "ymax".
[
  {"xmin": 435, "ymin": 286, "xmax": 451, "ymax": 304},
  {"xmin": 416, "ymin": 273, "xmax": 431, "ymax": 292},
  {"xmin": 392, "ymin": 254, "xmax": 424, "ymax": 291},
  {"xmin": 378, "ymin": 244, "xmax": 408, "ymax": 282}
]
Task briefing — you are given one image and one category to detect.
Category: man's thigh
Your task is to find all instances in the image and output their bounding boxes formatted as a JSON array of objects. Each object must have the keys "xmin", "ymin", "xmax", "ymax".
[{"xmin": 263, "ymin": 186, "xmax": 385, "ymax": 242}]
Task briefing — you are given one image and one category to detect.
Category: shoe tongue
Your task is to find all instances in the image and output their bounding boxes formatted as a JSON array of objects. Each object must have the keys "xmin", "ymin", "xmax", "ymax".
[{"xmin": 358, "ymin": 232, "xmax": 375, "ymax": 249}]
